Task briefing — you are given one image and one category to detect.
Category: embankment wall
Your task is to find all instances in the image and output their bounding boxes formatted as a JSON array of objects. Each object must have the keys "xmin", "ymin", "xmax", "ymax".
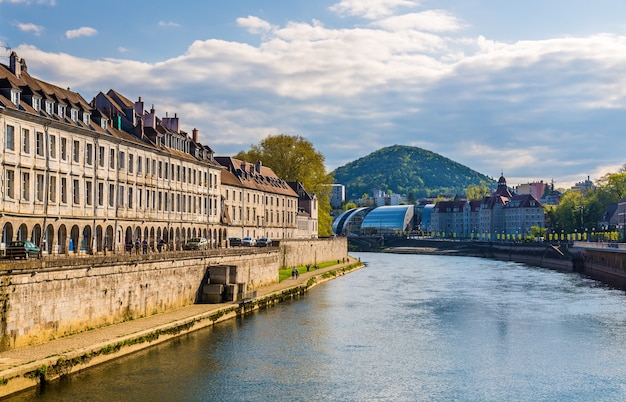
[{"xmin": 0, "ymin": 238, "xmax": 347, "ymax": 350}]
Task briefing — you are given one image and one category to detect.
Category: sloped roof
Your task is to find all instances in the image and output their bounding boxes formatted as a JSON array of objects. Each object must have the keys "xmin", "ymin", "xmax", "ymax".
[{"xmin": 215, "ymin": 156, "xmax": 298, "ymax": 197}]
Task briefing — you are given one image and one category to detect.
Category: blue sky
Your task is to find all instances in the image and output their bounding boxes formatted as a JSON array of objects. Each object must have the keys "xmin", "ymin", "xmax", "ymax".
[{"xmin": 3, "ymin": 0, "xmax": 626, "ymax": 189}]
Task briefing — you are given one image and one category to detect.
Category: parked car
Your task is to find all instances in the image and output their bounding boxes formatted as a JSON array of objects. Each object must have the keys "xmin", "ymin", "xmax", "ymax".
[
  {"xmin": 5, "ymin": 241, "xmax": 41, "ymax": 259},
  {"xmin": 256, "ymin": 238, "xmax": 272, "ymax": 247},
  {"xmin": 228, "ymin": 237, "xmax": 242, "ymax": 247},
  {"xmin": 183, "ymin": 237, "xmax": 209, "ymax": 250},
  {"xmin": 242, "ymin": 237, "xmax": 256, "ymax": 247}
]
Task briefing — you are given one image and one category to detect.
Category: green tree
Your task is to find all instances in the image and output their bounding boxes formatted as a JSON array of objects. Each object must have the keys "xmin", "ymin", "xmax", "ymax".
[
  {"xmin": 235, "ymin": 134, "xmax": 335, "ymax": 236},
  {"xmin": 466, "ymin": 184, "xmax": 489, "ymax": 200},
  {"xmin": 554, "ymin": 190, "xmax": 584, "ymax": 233},
  {"xmin": 343, "ymin": 202, "xmax": 357, "ymax": 210}
]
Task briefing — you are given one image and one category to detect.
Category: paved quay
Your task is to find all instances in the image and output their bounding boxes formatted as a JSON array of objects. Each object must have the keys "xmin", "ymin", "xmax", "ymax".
[{"xmin": 0, "ymin": 257, "xmax": 362, "ymax": 397}]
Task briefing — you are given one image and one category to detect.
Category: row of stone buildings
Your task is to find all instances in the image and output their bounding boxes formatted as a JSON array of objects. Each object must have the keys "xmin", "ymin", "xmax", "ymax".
[
  {"xmin": 0, "ymin": 52, "xmax": 318, "ymax": 254},
  {"xmin": 426, "ymin": 174, "xmax": 545, "ymax": 239}
]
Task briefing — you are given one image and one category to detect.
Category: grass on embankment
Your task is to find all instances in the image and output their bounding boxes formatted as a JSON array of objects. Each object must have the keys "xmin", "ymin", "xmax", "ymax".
[{"xmin": 278, "ymin": 260, "xmax": 343, "ymax": 282}]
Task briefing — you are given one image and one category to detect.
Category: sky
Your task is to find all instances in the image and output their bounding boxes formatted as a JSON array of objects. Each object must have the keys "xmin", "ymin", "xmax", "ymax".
[{"xmin": 3, "ymin": 0, "xmax": 626, "ymax": 190}]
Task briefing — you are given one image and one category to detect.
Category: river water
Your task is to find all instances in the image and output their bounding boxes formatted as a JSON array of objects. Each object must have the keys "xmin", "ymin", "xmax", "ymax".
[{"xmin": 10, "ymin": 253, "xmax": 626, "ymax": 401}]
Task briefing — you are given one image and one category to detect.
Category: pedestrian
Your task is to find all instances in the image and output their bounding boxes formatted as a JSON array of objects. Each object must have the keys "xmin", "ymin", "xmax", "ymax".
[
  {"xmin": 157, "ymin": 238, "xmax": 164, "ymax": 253},
  {"xmin": 142, "ymin": 239, "xmax": 148, "ymax": 254},
  {"xmin": 134, "ymin": 239, "xmax": 140, "ymax": 255},
  {"xmin": 292, "ymin": 267, "xmax": 296, "ymax": 279}
]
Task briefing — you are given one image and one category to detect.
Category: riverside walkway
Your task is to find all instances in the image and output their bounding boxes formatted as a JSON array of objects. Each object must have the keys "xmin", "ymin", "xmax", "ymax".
[{"xmin": 0, "ymin": 257, "xmax": 362, "ymax": 397}]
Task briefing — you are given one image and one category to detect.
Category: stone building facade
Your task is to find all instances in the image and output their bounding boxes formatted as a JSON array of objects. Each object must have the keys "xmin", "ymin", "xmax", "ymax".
[{"xmin": 0, "ymin": 52, "xmax": 317, "ymax": 253}]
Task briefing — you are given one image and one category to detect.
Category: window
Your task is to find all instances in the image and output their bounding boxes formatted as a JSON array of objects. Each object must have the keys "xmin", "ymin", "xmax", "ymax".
[
  {"xmin": 119, "ymin": 151, "xmax": 125, "ymax": 169},
  {"xmin": 98, "ymin": 146, "xmax": 105, "ymax": 167},
  {"xmin": 45, "ymin": 100, "xmax": 53, "ymax": 115},
  {"xmin": 119, "ymin": 185, "xmax": 124, "ymax": 206},
  {"xmin": 33, "ymin": 97, "xmax": 41, "ymax": 112},
  {"xmin": 128, "ymin": 154, "xmax": 133, "ymax": 173},
  {"xmin": 108, "ymin": 184, "xmax": 115, "ymax": 207},
  {"xmin": 164, "ymin": 162, "xmax": 169, "ymax": 180},
  {"xmin": 73, "ymin": 179, "xmax": 80, "ymax": 204},
  {"xmin": 98, "ymin": 182, "xmax": 104, "ymax": 206},
  {"xmin": 146, "ymin": 158, "xmax": 150, "ymax": 174},
  {"xmin": 61, "ymin": 177, "xmax": 67, "ymax": 203},
  {"xmin": 128, "ymin": 187, "xmax": 133, "ymax": 208},
  {"xmin": 36, "ymin": 174, "xmax": 44, "ymax": 202},
  {"xmin": 6, "ymin": 125, "xmax": 15, "ymax": 150},
  {"xmin": 49, "ymin": 176, "xmax": 57, "ymax": 203},
  {"xmin": 21, "ymin": 172, "xmax": 30, "ymax": 201},
  {"xmin": 50, "ymin": 135, "xmax": 56, "ymax": 159},
  {"xmin": 138, "ymin": 156, "xmax": 142, "ymax": 174},
  {"xmin": 86, "ymin": 181, "xmax": 93, "ymax": 205},
  {"xmin": 58, "ymin": 104, "xmax": 66, "ymax": 118},
  {"xmin": 10, "ymin": 89, "xmax": 19, "ymax": 107},
  {"xmin": 138, "ymin": 188, "xmax": 143, "ymax": 208},
  {"xmin": 36, "ymin": 131, "xmax": 44, "ymax": 156},
  {"xmin": 71, "ymin": 109, "xmax": 78, "ymax": 122},
  {"xmin": 83, "ymin": 112, "xmax": 90, "ymax": 126},
  {"xmin": 109, "ymin": 149, "xmax": 115, "ymax": 169},
  {"xmin": 158, "ymin": 161, "xmax": 162, "ymax": 178},
  {"xmin": 5, "ymin": 170, "xmax": 15, "ymax": 199},
  {"xmin": 61, "ymin": 137, "xmax": 67, "ymax": 160},
  {"xmin": 21, "ymin": 129, "xmax": 30, "ymax": 154},
  {"xmin": 85, "ymin": 143, "xmax": 93, "ymax": 165},
  {"xmin": 73, "ymin": 140, "xmax": 80, "ymax": 163}
]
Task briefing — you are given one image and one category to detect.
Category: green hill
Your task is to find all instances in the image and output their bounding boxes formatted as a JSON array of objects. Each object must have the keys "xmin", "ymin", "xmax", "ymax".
[{"xmin": 332, "ymin": 145, "xmax": 495, "ymax": 200}]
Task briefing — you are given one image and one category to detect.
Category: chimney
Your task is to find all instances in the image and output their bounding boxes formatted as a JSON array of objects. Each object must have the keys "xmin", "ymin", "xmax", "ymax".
[
  {"xmin": 9, "ymin": 52, "xmax": 21, "ymax": 78},
  {"xmin": 162, "ymin": 113, "xmax": 179, "ymax": 132},
  {"xmin": 255, "ymin": 160, "xmax": 262, "ymax": 173},
  {"xmin": 192, "ymin": 128, "xmax": 198, "ymax": 143},
  {"xmin": 20, "ymin": 58, "xmax": 27, "ymax": 74},
  {"xmin": 134, "ymin": 96, "xmax": 144, "ymax": 115}
]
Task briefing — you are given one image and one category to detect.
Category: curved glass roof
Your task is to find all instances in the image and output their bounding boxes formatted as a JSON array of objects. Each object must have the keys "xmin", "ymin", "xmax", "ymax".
[
  {"xmin": 332, "ymin": 207, "xmax": 372, "ymax": 235},
  {"xmin": 360, "ymin": 205, "xmax": 414, "ymax": 234}
]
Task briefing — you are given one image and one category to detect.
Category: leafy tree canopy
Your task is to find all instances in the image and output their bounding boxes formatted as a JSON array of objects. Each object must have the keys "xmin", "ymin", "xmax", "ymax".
[{"xmin": 235, "ymin": 134, "xmax": 334, "ymax": 236}]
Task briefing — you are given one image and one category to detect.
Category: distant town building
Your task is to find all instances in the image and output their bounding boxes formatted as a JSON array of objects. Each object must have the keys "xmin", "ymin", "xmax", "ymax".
[
  {"xmin": 572, "ymin": 176, "xmax": 595, "ymax": 194},
  {"xmin": 329, "ymin": 183, "xmax": 345, "ymax": 209},
  {"xmin": 515, "ymin": 181, "xmax": 547, "ymax": 200},
  {"xmin": 430, "ymin": 174, "xmax": 544, "ymax": 239}
]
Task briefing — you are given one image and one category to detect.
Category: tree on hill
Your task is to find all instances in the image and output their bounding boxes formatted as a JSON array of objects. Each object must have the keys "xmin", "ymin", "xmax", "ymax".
[
  {"xmin": 332, "ymin": 145, "xmax": 495, "ymax": 200},
  {"xmin": 235, "ymin": 134, "xmax": 334, "ymax": 237}
]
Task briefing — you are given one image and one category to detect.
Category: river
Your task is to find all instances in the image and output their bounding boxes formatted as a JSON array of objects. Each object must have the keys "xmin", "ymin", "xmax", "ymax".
[{"xmin": 9, "ymin": 253, "xmax": 626, "ymax": 401}]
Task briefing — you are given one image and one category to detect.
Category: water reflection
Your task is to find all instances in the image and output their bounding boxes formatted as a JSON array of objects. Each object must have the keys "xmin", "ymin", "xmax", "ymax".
[{"xmin": 10, "ymin": 253, "xmax": 626, "ymax": 401}]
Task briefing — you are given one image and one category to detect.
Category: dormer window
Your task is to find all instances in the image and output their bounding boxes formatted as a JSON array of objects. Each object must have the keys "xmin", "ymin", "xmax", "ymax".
[
  {"xmin": 58, "ymin": 104, "xmax": 66, "ymax": 118},
  {"xmin": 10, "ymin": 89, "xmax": 20, "ymax": 107},
  {"xmin": 71, "ymin": 108, "xmax": 78, "ymax": 122},
  {"xmin": 32, "ymin": 96, "xmax": 41, "ymax": 112},
  {"xmin": 45, "ymin": 100, "xmax": 53, "ymax": 115},
  {"xmin": 100, "ymin": 117, "xmax": 108, "ymax": 130},
  {"xmin": 82, "ymin": 112, "xmax": 91, "ymax": 125}
]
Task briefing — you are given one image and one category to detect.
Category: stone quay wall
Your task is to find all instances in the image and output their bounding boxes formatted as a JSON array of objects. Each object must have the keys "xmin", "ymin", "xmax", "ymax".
[
  {"xmin": 0, "ymin": 238, "xmax": 347, "ymax": 350},
  {"xmin": 279, "ymin": 237, "xmax": 348, "ymax": 268}
]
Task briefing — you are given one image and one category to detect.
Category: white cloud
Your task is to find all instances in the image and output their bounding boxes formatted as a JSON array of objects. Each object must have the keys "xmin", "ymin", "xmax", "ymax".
[
  {"xmin": 0, "ymin": 0, "xmax": 55, "ymax": 4},
  {"xmin": 65, "ymin": 27, "xmax": 97, "ymax": 39},
  {"xmin": 330, "ymin": 0, "xmax": 419, "ymax": 20},
  {"xmin": 237, "ymin": 16, "xmax": 276, "ymax": 34},
  {"xmin": 15, "ymin": 8, "xmax": 626, "ymax": 185},
  {"xmin": 16, "ymin": 22, "xmax": 44, "ymax": 36},
  {"xmin": 373, "ymin": 10, "xmax": 465, "ymax": 32},
  {"xmin": 118, "ymin": 46, "xmax": 130, "ymax": 53},
  {"xmin": 158, "ymin": 21, "xmax": 180, "ymax": 28}
]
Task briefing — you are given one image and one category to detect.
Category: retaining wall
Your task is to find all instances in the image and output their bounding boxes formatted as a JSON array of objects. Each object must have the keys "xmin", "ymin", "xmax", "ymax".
[{"xmin": 0, "ymin": 237, "xmax": 347, "ymax": 350}]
